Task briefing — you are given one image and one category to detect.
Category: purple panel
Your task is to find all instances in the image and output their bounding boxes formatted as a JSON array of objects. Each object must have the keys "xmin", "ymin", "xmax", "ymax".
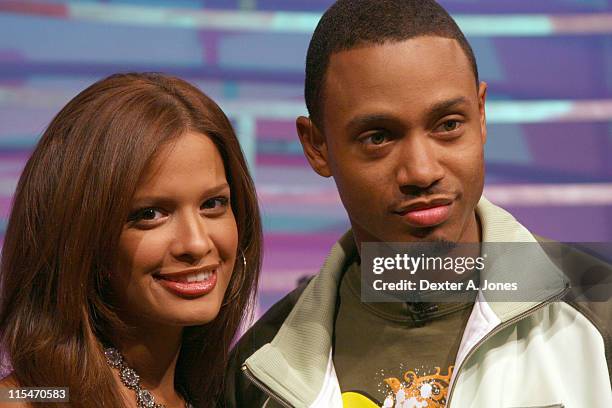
[
  {"xmin": 199, "ymin": 0, "xmax": 240, "ymax": 9},
  {"xmin": 197, "ymin": 31, "xmax": 221, "ymax": 66},
  {"xmin": 488, "ymin": 37, "xmax": 610, "ymax": 99},
  {"xmin": 439, "ymin": 0, "xmax": 612, "ymax": 14},
  {"xmin": 0, "ymin": 0, "xmax": 69, "ymax": 17},
  {"xmin": 0, "ymin": 197, "xmax": 12, "ymax": 218},
  {"xmin": 505, "ymin": 205, "xmax": 612, "ymax": 241},
  {"xmin": 257, "ymin": 291, "xmax": 294, "ymax": 314},
  {"xmin": 0, "ymin": 49, "xmax": 25, "ymax": 62},
  {"xmin": 257, "ymin": 119, "xmax": 295, "ymax": 141},
  {"xmin": 0, "ymin": 61, "xmax": 304, "ymax": 83},
  {"xmin": 257, "ymin": 154, "xmax": 309, "ymax": 167},
  {"xmin": 266, "ymin": 232, "xmax": 341, "ymax": 256},
  {"xmin": 523, "ymin": 122, "xmax": 612, "ymax": 177},
  {"xmin": 262, "ymin": 232, "xmax": 341, "ymax": 274},
  {"xmin": 253, "ymin": 0, "xmax": 612, "ymax": 13},
  {"xmin": 252, "ymin": 0, "xmax": 334, "ymax": 12},
  {"xmin": 0, "ymin": 107, "xmax": 59, "ymax": 136}
]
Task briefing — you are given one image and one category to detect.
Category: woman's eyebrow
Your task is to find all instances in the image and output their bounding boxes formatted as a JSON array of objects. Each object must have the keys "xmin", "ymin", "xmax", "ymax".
[
  {"xmin": 202, "ymin": 182, "xmax": 231, "ymax": 196},
  {"xmin": 131, "ymin": 183, "xmax": 230, "ymax": 205}
]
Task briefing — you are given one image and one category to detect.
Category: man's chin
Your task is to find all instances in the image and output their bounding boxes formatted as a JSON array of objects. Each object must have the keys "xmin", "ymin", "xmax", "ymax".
[
  {"xmin": 353, "ymin": 220, "xmax": 459, "ymax": 247},
  {"xmin": 395, "ymin": 225, "xmax": 457, "ymax": 243}
]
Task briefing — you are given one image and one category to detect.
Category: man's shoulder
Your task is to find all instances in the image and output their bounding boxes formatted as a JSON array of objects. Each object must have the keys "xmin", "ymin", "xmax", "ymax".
[
  {"xmin": 558, "ymin": 243, "xmax": 612, "ymax": 360},
  {"xmin": 222, "ymin": 277, "xmax": 313, "ymax": 408},
  {"xmin": 239, "ymin": 275, "xmax": 313, "ymax": 354},
  {"xmin": 536, "ymin": 236, "xmax": 611, "ymax": 321},
  {"xmin": 535, "ymin": 236, "xmax": 612, "ymax": 378}
]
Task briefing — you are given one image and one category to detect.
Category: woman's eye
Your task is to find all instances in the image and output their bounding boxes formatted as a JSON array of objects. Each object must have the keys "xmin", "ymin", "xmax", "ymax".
[
  {"xmin": 128, "ymin": 208, "xmax": 164, "ymax": 223},
  {"xmin": 201, "ymin": 196, "xmax": 229, "ymax": 211}
]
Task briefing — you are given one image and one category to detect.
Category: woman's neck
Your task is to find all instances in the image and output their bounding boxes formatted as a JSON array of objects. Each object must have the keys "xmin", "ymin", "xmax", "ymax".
[{"xmin": 111, "ymin": 324, "xmax": 186, "ymax": 407}]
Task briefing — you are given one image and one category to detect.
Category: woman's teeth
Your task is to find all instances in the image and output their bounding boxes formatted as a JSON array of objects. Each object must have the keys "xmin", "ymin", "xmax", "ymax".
[{"xmin": 162, "ymin": 270, "xmax": 215, "ymax": 283}]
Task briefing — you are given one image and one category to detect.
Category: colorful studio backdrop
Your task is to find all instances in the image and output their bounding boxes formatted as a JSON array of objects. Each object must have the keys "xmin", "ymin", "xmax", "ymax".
[{"xmin": 1, "ymin": 0, "xmax": 611, "ymax": 314}]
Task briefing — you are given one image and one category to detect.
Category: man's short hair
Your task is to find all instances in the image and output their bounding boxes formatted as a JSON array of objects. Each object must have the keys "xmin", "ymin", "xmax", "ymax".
[{"xmin": 305, "ymin": 0, "xmax": 479, "ymax": 126}]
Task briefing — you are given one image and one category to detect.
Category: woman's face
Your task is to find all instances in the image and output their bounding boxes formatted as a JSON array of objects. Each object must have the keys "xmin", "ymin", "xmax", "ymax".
[{"xmin": 112, "ymin": 131, "xmax": 238, "ymax": 328}]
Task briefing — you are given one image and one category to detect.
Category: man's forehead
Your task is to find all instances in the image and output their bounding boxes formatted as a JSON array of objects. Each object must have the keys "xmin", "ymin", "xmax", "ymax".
[
  {"xmin": 326, "ymin": 36, "xmax": 473, "ymax": 84},
  {"xmin": 320, "ymin": 37, "xmax": 478, "ymax": 124}
]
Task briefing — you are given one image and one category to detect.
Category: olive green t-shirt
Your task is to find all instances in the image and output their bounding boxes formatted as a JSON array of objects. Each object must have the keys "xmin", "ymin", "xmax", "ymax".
[{"xmin": 333, "ymin": 259, "xmax": 477, "ymax": 407}]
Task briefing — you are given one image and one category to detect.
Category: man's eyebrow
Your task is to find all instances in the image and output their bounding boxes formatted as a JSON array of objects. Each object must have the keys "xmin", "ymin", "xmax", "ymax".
[
  {"xmin": 346, "ymin": 113, "xmax": 396, "ymax": 132},
  {"xmin": 426, "ymin": 96, "xmax": 469, "ymax": 118},
  {"xmin": 345, "ymin": 97, "xmax": 470, "ymax": 132}
]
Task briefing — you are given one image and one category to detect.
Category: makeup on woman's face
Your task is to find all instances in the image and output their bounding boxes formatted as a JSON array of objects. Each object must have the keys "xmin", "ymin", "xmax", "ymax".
[{"xmin": 112, "ymin": 131, "xmax": 238, "ymax": 329}]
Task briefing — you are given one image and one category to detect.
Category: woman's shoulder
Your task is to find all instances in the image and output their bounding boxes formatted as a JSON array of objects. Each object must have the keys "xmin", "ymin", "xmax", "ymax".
[
  {"xmin": 0, "ymin": 373, "xmax": 18, "ymax": 387},
  {"xmin": 0, "ymin": 374, "xmax": 30, "ymax": 407}
]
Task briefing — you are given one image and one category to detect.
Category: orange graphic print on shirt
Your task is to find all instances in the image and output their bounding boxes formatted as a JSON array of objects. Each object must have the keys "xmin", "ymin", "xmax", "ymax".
[
  {"xmin": 382, "ymin": 366, "xmax": 453, "ymax": 407},
  {"xmin": 341, "ymin": 366, "xmax": 454, "ymax": 408}
]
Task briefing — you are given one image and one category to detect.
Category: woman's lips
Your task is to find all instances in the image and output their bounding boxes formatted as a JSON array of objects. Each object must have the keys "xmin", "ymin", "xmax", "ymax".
[
  {"xmin": 154, "ymin": 269, "xmax": 218, "ymax": 298},
  {"xmin": 397, "ymin": 203, "xmax": 452, "ymax": 228}
]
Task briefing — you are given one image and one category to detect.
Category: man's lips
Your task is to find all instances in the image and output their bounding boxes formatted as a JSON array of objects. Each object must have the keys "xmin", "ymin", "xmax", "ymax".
[{"xmin": 394, "ymin": 199, "xmax": 453, "ymax": 228}]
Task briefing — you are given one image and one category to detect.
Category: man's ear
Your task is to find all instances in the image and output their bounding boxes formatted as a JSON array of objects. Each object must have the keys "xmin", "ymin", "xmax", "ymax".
[
  {"xmin": 296, "ymin": 116, "xmax": 332, "ymax": 177},
  {"xmin": 478, "ymin": 81, "xmax": 488, "ymax": 145}
]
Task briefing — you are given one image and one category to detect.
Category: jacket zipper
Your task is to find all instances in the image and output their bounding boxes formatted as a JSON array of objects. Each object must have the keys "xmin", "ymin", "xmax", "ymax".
[
  {"xmin": 446, "ymin": 287, "xmax": 570, "ymax": 407},
  {"xmin": 241, "ymin": 364, "xmax": 293, "ymax": 408}
]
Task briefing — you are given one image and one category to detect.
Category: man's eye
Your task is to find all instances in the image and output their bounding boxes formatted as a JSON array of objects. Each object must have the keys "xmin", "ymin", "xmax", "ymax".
[
  {"xmin": 128, "ymin": 208, "xmax": 164, "ymax": 223},
  {"xmin": 361, "ymin": 131, "xmax": 390, "ymax": 146},
  {"xmin": 202, "ymin": 196, "xmax": 229, "ymax": 211},
  {"xmin": 443, "ymin": 120, "xmax": 459, "ymax": 131},
  {"xmin": 436, "ymin": 120, "xmax": 461, "ymax": 133}
]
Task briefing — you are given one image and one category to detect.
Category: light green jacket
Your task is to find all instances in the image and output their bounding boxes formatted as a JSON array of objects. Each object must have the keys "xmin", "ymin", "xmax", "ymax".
[{"xmin": 242, "ymin": 197, "xmax": 612, "ymax": 407}]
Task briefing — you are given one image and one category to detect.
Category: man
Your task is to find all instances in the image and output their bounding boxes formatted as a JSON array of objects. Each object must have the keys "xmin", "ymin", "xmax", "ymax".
[{"xmin": 224, "ymin": 1, "xmax": 612, "ymax": 407}]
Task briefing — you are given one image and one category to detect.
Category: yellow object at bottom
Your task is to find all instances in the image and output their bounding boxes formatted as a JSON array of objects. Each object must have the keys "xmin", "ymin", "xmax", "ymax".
[{"xmin": 341, "ymin": 392, "xmax": 380, "ymax": 408}]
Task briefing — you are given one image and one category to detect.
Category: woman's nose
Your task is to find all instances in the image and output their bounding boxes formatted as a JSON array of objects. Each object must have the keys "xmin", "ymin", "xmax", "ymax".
[{"xmin": 170, "ymin": 211, "xmax": 213, "ymax": 264}]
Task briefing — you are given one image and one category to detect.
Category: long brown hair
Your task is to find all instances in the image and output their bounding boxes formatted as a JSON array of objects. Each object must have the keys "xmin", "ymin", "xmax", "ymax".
[{"xmin": 0, "ymin": 73, "xmax": 262, "ymax": 407}]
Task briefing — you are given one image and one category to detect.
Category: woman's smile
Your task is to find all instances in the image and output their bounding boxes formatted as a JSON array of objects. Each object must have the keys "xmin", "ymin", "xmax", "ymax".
[{"xmin": 153, "ymin": 264, "xmax": 220, "ymax": 298}]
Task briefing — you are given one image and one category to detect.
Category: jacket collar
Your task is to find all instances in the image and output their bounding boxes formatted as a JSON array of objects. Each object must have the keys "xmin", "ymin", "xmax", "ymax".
[
  {"xmin": 475, "ymin": 196, "xmax": 568, "ymax": 321},
  {"xmin": 243, "ymin": 231, "xmax": 354, "ymax": 407}
]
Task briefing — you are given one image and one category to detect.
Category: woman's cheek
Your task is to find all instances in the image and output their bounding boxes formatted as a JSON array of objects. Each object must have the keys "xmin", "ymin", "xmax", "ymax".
[{"xmin": 214, "ymin": 217, "xmax": 239, "ymax": 287}]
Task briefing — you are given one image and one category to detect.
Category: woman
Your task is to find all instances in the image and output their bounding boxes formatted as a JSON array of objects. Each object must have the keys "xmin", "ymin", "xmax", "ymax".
[{"xmin": 0, "ymin": 73, "xmax": 262, "ymax": 407}]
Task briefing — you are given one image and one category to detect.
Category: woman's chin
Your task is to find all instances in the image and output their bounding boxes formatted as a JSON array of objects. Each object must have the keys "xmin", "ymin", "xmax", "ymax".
[{"xmin": 155, "ymin": 301, "xmax": 225, "ymax": 328}]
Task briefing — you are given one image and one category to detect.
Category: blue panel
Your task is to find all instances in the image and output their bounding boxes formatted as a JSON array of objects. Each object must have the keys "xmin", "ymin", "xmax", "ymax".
[
  {"xmin": 559, "ymin": 0, "xmax": 609, "ymax": 9},
  {"xmin": 263, "ymin": 214, "xmax": 347, "ymax": 233},
  {"xmin": 218, "ymin": 33, "xmax": 308, "ymax": 71},
  {"xmin": 485, "ymin": 125, "xmax": 533, "ymax": 164},
  {"xmin": 469, "ymin": 38, "xmax": 505, "ymax": 82},
  {"xmin": 107, "ymin": 0, "xmax": 206, "ymax": 7},
  {"xmin": 0, "ymin": 14, "xmax": 205, "ymax": 66}
]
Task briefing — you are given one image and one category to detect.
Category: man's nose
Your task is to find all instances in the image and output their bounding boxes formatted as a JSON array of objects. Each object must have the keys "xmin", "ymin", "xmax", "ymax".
[{"xmin": 395, "ymin": 135, "xmax": 445, "ymax": 191}]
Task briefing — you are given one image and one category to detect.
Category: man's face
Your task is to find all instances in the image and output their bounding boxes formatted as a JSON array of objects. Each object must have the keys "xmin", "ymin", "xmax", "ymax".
[{"xmin": 298, "ymin": 36, "xmax": 487, "ymax": 245}]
